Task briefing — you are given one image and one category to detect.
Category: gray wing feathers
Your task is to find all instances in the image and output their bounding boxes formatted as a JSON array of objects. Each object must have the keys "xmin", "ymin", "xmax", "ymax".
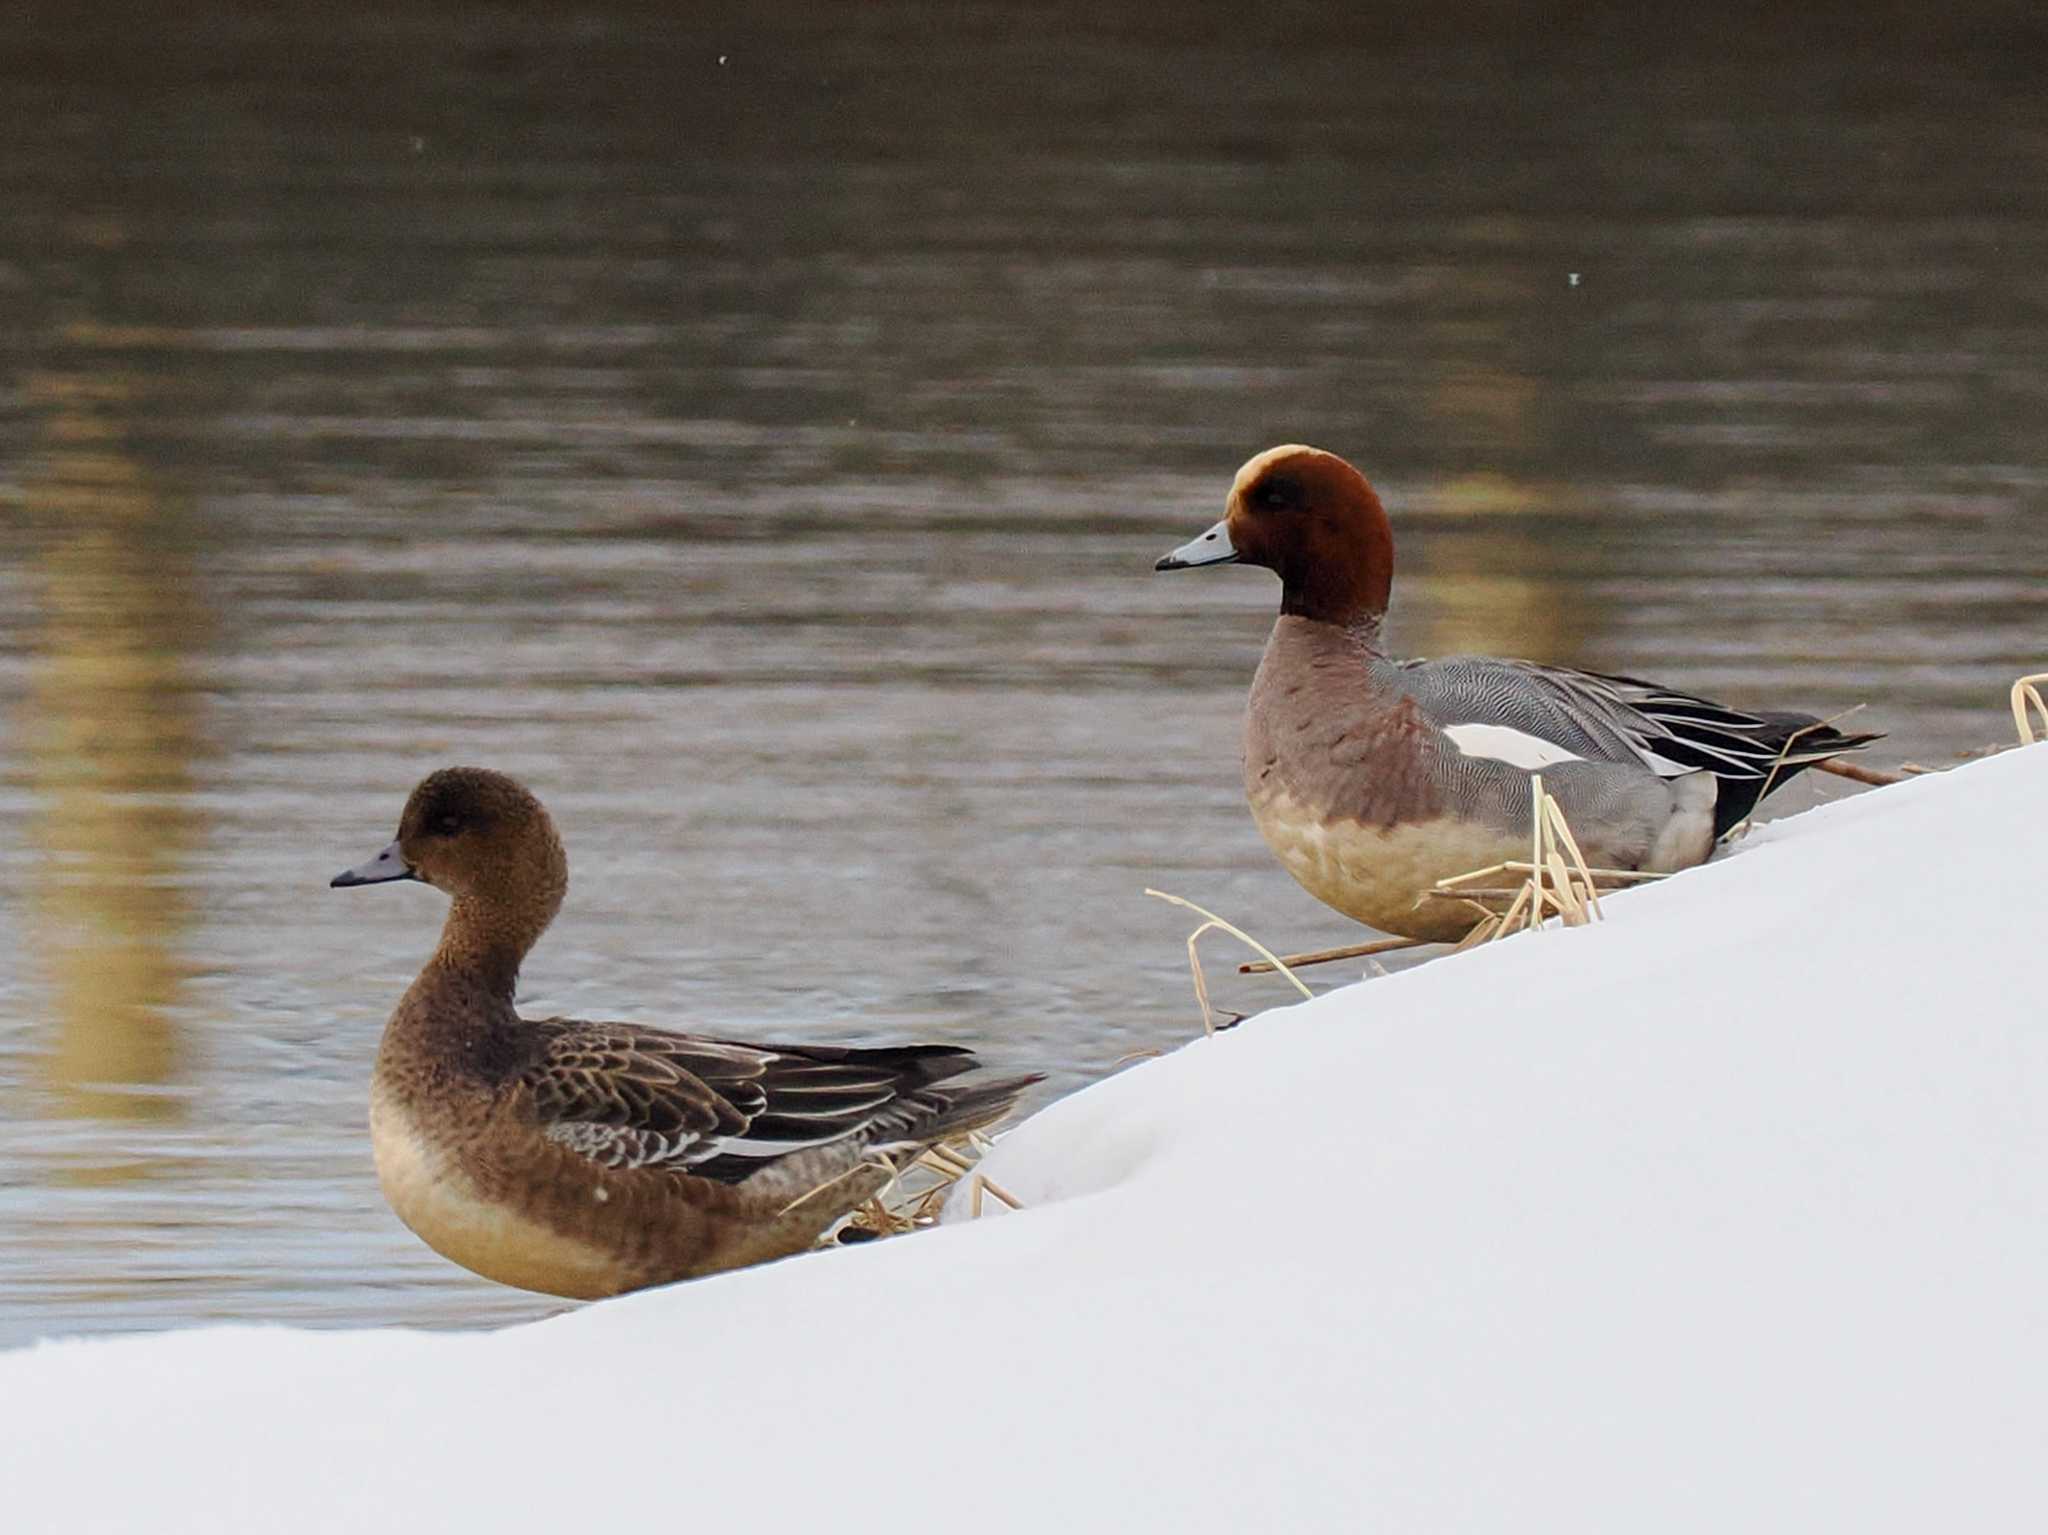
[{"xmin": 1395, "ymin": 656, "xmax": 1859, "ymax": 782}]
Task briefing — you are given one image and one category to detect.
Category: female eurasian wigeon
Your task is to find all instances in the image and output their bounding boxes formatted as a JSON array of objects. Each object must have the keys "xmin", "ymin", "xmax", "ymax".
[
  {"xmin": 1157, "ymin": 445, "xmax": 1879, "ymax": 942},
  {"xmin": 332, "ymin": 767, "xmax": 1039, "ymax": 1298}
]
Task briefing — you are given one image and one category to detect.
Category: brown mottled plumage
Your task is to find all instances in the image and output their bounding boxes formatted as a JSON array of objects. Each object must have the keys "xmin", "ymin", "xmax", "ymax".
[{"xmin": 333, "ymin": 767, "xmax": 1039, "ymax": 1298}]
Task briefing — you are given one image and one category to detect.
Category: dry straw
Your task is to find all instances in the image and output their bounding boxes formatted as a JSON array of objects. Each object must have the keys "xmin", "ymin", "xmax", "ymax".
[
  {"xmin": 2012, "ymin": 672, "xmax": 2048, "ymax": 744},
  {"xmin": 1143, "ymin": 887, "xmax": 1312, "ymax": 1034},
  {"xmin": 1425, "ymin": 772, "xmax": 1629, "ymax": 943},
  {"xmin": 809, "ymin": 1128, "xmax": 1024, "ymax": 1250},
  {"xmin": 1721, "ymin": 704, "xmax": 1870, "ymax": 843}
]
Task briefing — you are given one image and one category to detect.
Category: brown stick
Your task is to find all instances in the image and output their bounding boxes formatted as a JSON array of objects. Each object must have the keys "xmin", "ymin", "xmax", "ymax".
[
  {"xmin": 1812, "ymin": 757, "xmax": 1911, "ymax": 787},
  {"xmin": 1426, "ymin": 884, "xmax": 1652, "ymax": 903},
  {"xmin": 1238, "ymin": 935, "xmax": 1431, "ymax": 974},
  {"xmin": 1435, "ymin": 861, "xmax": 1665, "ymax": 888}
]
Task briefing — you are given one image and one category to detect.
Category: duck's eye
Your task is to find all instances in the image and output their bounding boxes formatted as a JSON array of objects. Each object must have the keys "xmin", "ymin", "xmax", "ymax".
[
  {"xmin": 1256, "ymin": 476, "xmax": 1302, "ymax": 510},
  {"xmin": 428, "ymin": 812, "xmax": 466, "ymax": 838}
]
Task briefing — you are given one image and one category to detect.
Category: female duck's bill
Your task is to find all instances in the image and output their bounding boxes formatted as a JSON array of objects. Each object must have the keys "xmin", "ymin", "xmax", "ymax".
[{"xmin": 331, "ymin": 840, "xmax": 417, "ymax": 888}]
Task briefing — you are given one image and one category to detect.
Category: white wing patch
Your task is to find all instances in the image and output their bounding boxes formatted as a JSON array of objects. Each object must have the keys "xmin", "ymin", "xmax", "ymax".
[{"xmin": 1443, "ymin": 723, "xmax": 1585, "ymax": 770}]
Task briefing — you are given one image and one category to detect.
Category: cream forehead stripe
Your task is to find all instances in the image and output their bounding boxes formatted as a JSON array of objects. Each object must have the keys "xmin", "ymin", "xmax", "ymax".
[{"xmin": 1230, "ymin": 443, "xmax": 1329, "ymax": 498}]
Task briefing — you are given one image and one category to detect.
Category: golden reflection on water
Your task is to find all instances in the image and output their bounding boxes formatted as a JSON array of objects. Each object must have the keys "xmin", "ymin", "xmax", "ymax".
[
  {"xmin": 1404, "ymin": 362, "xmax": 1588, "ymax": 663},
  {"xmin": 22, "ymin": 371, "xmax": 210, "ymax": 1134},
  {"xmin": 1413, "ymin": 508, "xmax": 1583, "ymax": 662}
]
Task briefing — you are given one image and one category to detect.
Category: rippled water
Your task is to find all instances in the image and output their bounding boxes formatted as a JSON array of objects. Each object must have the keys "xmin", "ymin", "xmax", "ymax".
[{"xmin": 1, "ymin": 3, "xmax": 2043, "ymax": 1346}]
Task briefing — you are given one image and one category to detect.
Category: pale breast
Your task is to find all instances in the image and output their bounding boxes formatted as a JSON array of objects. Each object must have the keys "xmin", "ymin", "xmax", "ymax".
[
  {"xmin": 369, "ymin": 1081, "xmax": 636, "ymax": 1300},
  {"xmin": 1248, "ymin": 785, "xmax": 1524, "ymax": 942}
]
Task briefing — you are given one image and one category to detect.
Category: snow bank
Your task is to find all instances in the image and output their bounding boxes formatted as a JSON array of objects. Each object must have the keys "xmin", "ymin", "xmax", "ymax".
[{"xmin": 6, "ymin": 747, "xmax": 2045, "ymax": 1533}]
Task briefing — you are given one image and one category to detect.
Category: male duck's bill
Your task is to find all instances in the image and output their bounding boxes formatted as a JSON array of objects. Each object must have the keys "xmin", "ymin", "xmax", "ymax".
[
  {"xmin": 330, "ymin": 839, "xmax": 418, "ymax": 887},
  {"xmin": 1154, "ymin": 518, "xmax": 1239, "ymax": 571}
]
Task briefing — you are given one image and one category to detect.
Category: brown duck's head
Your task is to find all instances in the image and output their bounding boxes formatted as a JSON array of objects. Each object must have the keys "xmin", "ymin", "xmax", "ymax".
[
  {"xmin": 332, "ymin": 767, "xmax": 569, "ymax": 940},
  {"xmin": 1154, "ymin": 444, "xmax": 1394, "ymax": 625}
]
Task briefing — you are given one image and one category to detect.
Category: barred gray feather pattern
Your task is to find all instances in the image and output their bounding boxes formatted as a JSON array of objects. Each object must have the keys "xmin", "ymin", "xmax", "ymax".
[
  {"xmin": 1397, "ymin": 656, "xmax": 1875, "ymax": 779},
  {"xmin": 523, "ymin": 1020, "xmax": 986, "ymax": 1177},
  {"xmin": 1394, "ymin": 655, "xmax": 1879, "ymax": 834},
  {"xmin": 1395, "ymin": 657, "xmax": 1662, "ymax": 766}
]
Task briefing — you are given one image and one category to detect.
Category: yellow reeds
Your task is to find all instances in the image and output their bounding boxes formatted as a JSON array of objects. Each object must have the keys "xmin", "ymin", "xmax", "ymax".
[
  {"xmin": 811, "ymin": 1129, "xmax": 1022, "ymax": 1248},
  {"xmin": 2012, "ymin": 673, "xmax": 2048, "ymax": 745},
  {"xmin": 1722, "ymin": 703, "xmax": 1871, "ymax": 843},
  {"xmin": 1429, "ymin": 774, "xmax": 1629, "ymax": 941},
  {"xmin": 1143, "ymin": 888, "xmax": 1312, "ymax": 1036}
]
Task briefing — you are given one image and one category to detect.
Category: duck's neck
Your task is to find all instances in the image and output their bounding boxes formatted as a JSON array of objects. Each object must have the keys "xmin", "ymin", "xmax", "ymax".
[
  {"xmin": 1280, "ymin": 563, "xmax": 1393, "ymax": 625},
  {"xmin": 425, "ymin": 896, "xmax": 531, "ymax": 1001},
  {"xmin": 396, "ymin": 851, "xmax": 567, "ymax": 1051},
  {"xmin": 377, "ymin": 912, "xmax": 531, "ymax": 1088},
  {"xmin": 1273, "ymin": 502, "xmax": 1393, "ymax": 627},
  {"xmin": 1272, "ymin": 607, "xmax": 1387, "ymax": 653}
]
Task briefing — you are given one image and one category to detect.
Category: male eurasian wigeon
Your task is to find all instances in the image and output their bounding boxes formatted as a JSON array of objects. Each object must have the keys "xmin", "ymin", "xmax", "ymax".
[
  {"xmin": 332, "ymin": 767, "xmax": 1038, "ymax": 1298},
  {"xmin": 1157, "ymin": 445, "xmax": 1879, "ymax": 942}
]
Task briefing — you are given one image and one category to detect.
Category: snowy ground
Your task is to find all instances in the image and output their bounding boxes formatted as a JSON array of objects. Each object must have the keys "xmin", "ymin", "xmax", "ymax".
[{"xmin": 5, "ymin": 744, "xmax": 2044, "ymax": 1533}]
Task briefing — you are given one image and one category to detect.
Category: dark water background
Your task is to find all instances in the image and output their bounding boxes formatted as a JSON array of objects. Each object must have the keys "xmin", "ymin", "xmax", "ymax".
[{"xmin": 1, "ymin": 1, "xmax": 2043, "ymax": 1344}]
